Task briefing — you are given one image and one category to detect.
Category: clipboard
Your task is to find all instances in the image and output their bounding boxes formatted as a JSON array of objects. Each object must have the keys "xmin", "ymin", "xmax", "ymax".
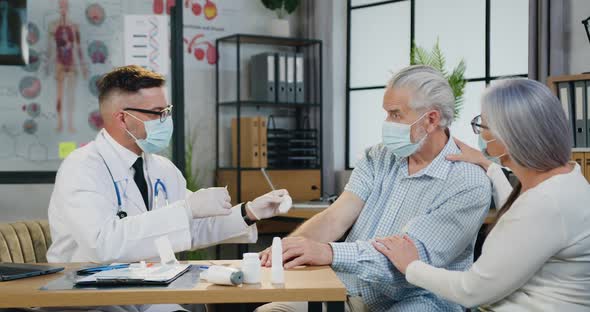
[{"xmin": 75, "ymin": 264, "xmax": 191, "ymax": 287}]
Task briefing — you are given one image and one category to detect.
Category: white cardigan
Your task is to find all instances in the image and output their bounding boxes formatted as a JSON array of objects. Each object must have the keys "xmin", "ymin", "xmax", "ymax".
[{"xmin": 405, "ymin": 163, "xmax": 590, "ymax": 311}]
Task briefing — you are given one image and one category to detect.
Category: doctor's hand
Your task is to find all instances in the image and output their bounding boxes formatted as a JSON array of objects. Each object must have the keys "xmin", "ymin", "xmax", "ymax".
[
  {"xmin": 245, "ymin": 189, "xmax": 290, "ymax": 220},
  {"xmin": 186, "ymin": 187, "xmax": 232, "ymax": 218},
  {"xmin": 373, "ymin": 235, "xmax": 419, "ymax": 274},
  {"xmin": 446, "ymin": 138, "xmax": 493, "ymax": 171}
]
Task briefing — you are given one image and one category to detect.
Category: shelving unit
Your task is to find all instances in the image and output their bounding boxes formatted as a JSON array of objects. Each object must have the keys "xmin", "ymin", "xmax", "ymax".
[
  {"xmin": 547, "ymin": 74, "xmax": 590, "ymax": 182},
  {"xmin": 215, "ymin": 34, "xmax": 323, "ymax": 203}
]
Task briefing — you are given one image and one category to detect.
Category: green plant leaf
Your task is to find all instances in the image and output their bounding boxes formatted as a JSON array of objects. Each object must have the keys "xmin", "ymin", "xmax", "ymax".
[
  {"xmin": 284, "ymin": 0, "xmax": 299, "ymax": 14},
  {"xmin": 414, "ymin": 46, "xmax": 432, "ymax": 67},
  {"xmin": 184, "ymin": 131, "xmax": 201, "ymax": 192},
  {"xmin": 431, "ymin": 39, "xmax": 447, "ymax": 76},
  {"xmin": 410, "ymin": 42, "xmax": 467, "ymax": 119},
  {"xmin": 261, "ymin": 0, "xmax": 282, "ymax": 10},
  {"xmin": 184, "ymin": 249, "xmax": 210, "ymax": 260}
]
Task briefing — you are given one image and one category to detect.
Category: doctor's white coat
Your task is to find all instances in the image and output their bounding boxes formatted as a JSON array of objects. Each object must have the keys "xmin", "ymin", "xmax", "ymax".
[{"xmin": 47, "ymin": 129, "xmax": 257, "ymax": 264}]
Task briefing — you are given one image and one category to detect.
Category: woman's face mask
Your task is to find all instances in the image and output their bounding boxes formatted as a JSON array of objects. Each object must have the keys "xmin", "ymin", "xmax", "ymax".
[{"xmin": 478, "ymin": 135, "xmax": 507, "ymax": 166}]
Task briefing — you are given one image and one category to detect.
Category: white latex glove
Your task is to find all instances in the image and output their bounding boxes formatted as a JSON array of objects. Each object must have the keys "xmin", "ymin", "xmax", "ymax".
[
  {"xmin": 186, "ymin": 187, "xmax": 232, "ymax": 218},
  {"xmin": 246, "ymin": 189, "xmax": 290, "ymax": 220}
]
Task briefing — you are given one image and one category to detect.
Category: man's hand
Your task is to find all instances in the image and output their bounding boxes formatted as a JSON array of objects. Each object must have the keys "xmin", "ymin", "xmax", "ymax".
[
  {"xmin": 281, "ymin": 237, "xmax": 333, "ymax": 269},
  {"xmin": 372, "ymin": 235, "xmax": 419, "ymax": 274}
]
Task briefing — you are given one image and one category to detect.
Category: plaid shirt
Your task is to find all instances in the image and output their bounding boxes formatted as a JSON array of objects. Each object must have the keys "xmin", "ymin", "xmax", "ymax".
[{"xmin": 330, "ymin": 138, "xmax": 491, "ymax": 311}]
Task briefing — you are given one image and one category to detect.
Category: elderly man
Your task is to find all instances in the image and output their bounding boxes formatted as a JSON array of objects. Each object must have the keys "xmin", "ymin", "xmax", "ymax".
[{"xmin": 258, "ymin": 65, "xmax": 492, "ymax": 311}]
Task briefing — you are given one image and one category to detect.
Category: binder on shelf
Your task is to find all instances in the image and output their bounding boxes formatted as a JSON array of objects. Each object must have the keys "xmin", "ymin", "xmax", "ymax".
[
  {"xmin": 232, "ymin": 117, "xmax": 260, "ymax": 168},
  {"xmin": 557, "ymin": 82, "xmax": 575, "ymax": 146},
  {"xmin": 287, "ymin": 53, "xmax": 296, "ymax": 103},
  {"xmin": 277, "ymin": 53, "xmax": 288, "ymax": 103},
  {"xmin": 574, "ymin": 81, "xmax": 587, "ymax": 147},
  {"xmin": 295, "ymin": 53, "xmax": 305, "ymax": 103},
  {"xmin": 249, "ymin": 53, "xmax": 276, "ymax": 102},
  {"xmin": 258, "ymin": 116, "xmax": 268, "ymax": 168}
]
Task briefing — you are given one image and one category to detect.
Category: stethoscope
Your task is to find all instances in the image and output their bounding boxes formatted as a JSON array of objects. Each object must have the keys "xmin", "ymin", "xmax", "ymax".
[
  {"xmin": 153, "ymin": 178, "xmax": 169, "ymax": 210},
  {"xmin": 100, "ymin": 154, "xmax": 169, "ymax": 219}
]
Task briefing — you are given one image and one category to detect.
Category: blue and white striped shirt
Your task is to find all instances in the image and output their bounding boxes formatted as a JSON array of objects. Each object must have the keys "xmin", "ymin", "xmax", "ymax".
[{"xmin": 330, "ymin": 137, "xmax": 492, "ymax": 311}]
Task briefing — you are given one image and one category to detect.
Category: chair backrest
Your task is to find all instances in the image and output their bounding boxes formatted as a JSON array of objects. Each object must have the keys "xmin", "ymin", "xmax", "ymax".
[{"xmin": 0, "ymin": 220, "xmax": 51, "ymax": 263}]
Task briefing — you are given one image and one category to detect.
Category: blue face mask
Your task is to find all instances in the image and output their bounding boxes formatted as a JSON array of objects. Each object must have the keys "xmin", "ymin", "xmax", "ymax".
[
  {"xmin": 478, "ymin": 136, "xmax": 506, "ymax": 165},
  {"xmin": 382, "ymin": 113, "xmax": 429, "ymax": 158},
  {"xmin": 125, "ymin": 112, "xmax": 173, "ymax": 154}
]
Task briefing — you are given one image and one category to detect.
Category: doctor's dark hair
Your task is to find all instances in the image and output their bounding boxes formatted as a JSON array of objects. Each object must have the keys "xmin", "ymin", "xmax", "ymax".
[{"xmin": 97, "ymin": 65, "xmax": 166, "ymax": 104}]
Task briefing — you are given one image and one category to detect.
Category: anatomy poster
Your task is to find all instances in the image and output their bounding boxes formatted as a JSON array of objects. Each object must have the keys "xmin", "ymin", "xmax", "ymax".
[{"xmin": 0, "ymin": 0, "xmax": 129, "ymax": 171}]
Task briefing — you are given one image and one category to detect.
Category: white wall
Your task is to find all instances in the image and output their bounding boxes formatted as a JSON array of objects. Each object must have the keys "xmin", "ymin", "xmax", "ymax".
[{"xmin": 0, "ymin": 184, "xmax": 53, "ymax": 221}]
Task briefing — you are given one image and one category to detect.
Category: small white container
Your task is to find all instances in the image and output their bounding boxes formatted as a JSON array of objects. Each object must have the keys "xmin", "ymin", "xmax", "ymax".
[
  {"xmin": 202, "ymin": 265, "xmax": 243, "ymax": 286},
  {"xmin": 241, "ymin": 253, "xmax": 262, "ymax": 284},
  {"xmin": 271, "ymin": 237, "xmax": 284, "ymax": 284}
]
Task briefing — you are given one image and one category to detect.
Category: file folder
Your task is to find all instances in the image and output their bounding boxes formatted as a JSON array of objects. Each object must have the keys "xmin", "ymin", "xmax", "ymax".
[
  {"xmin": 574, "ymin": 81, "xmax": 587, "ymax": 147},
  {"xmin": 258, "ymin": 116, "xmax": 268, "ymax": 168},
  {"xmin": 287, "ymin": 53, "xmax": 296, "ymax": 103},
  {"xmin": 557, "ymin": 82, "xmax": 575, "ymax": 146},
  {"xmin": 249, "ymin": 53, "xmax": 276, "ymax": 102},
  {"xmin": 277, "ymin": 53, "xmax": 288, "ymax": 103},
  {"xmin": 295, "ymin": 53, "xmax": 305, "ymax": 103},
  {"xmin": 232, "ymin": 117, "xmax": 260, "ymax": 168}
]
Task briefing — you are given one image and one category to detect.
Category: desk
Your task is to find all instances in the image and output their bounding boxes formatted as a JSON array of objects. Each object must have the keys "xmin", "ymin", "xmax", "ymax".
[{"xmin": 0, "ymin": 261, "xmax": 346, "ymax": 311}]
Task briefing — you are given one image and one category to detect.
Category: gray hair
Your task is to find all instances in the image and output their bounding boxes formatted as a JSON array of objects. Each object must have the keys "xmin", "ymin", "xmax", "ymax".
[
  {"xmin": 388, "ymin": 65, "xmax": 455, "ymax": 128},
  {"xmin": 482, "ymin": 78, "xmax": 572, "ymax": 171}
]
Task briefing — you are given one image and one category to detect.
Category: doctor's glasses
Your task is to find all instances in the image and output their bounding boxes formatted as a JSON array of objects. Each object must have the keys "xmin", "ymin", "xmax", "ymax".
[{"xmin": 124, "ymin": 105, "xmax": 173, "ymax": 123}]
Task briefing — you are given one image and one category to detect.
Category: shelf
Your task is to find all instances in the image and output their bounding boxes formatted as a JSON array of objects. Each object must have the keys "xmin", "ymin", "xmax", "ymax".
[
  {"xmin": 218, "ymin": 101, "xmax": 320, "ymax": 108},
  {"xmin": 572, "ymin": 148, "xmax": 590, "ymax": 152},
  {"xmin": 217, "ymin": 167, "xmax": 321, "ymax": 171},
  {"xmin": 216, "ymin": 34, "xmax": 321, "ymax": 47}
]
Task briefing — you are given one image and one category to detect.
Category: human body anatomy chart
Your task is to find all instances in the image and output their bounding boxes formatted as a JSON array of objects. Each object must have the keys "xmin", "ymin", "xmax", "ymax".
[{"xmin": 0, "ymin": 0, "xmax": 126, "ymax": 171}]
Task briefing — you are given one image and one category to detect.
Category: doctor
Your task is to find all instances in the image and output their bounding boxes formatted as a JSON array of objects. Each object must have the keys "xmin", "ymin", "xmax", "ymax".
[{"xmin": 47, "ymin": 65, "xmax": 288, "ymax": 264}]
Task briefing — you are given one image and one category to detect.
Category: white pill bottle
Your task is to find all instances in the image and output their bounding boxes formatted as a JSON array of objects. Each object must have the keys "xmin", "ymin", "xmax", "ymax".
[{"xmin": 241, "ymin": 252, "xmax": 262, "ymax": 284}]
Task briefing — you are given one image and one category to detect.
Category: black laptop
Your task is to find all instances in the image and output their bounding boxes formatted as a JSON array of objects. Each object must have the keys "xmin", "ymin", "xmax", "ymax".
[{"xmin": 0, "ymin": 263, "xmax": 64, "ymax": 281}]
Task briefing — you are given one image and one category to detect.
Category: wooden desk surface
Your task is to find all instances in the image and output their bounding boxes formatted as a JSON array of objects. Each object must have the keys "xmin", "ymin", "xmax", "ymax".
[
  {"xmin": 283, "ymin": 208, "xmax": 326, "ymax": 219},
  {"xmin": 0, "ymin": 261, "xmax": 346, "ymax": 308},
  {"xmin": 283, "ymin": 208, "xmax": 498, "ymax": 225}
]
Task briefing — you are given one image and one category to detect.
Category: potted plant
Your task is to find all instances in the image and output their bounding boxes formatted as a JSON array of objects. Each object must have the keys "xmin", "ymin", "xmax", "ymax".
[
  {"xmin": 410, "ymin": 39, "xmax": 467, "ymax": 119},
  {"xmin": 261, "ymin": 0, "xmax": 300, "ymax": 37}
]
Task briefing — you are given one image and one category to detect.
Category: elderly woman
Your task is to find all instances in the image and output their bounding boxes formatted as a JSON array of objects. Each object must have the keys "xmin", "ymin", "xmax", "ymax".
[{"xmin": 373, "ymin": 78, "xmax": 590, "ymax": 311}]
